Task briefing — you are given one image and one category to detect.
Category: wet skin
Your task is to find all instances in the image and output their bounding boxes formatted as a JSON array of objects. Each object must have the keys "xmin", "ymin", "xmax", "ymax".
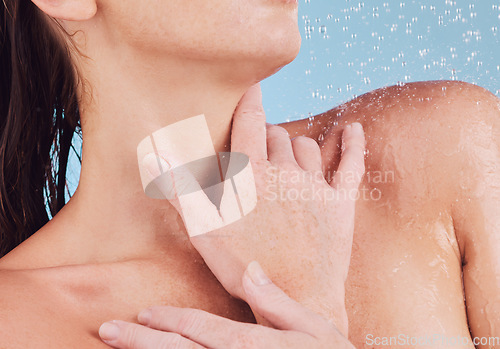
[
  {"xmin": 0, "ymin": 80, "xmax": 499, "ymax": 348},
  {"xmin": 284, "ymin": 80, "xmax": 500, "ymax": 348}
]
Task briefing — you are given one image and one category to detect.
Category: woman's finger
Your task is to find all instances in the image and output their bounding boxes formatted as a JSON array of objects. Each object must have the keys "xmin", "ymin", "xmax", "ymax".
[
  {"xmin": 136, "ymin": 306, "xmax": 282, "ymax": 349},
  {"xmin": 241, "ymin": 261, "xmax": 332, "ymax": 337},
  {"xmin": 291, "ymin": 136, "xmax": 323, "ymax": 173},
  {"xmin": 267, "ymin": 124, "xmax": 297, "ymax": 166},
  {"xmin": 99, "ymin": 320, "xmax": 205, "ymax": 349},
  {"xmin": 330, "ymin": 123, "xmax": 366, "ymax": 193},
  {"xmin": 231, "ymin": 84, "xmax": 267, "ymax": 161}
]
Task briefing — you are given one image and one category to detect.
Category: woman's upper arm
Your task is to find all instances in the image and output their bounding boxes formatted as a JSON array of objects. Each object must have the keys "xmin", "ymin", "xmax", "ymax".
[{"xmin": 449, "ymin": 84, "xmax": 500, "ymax": 346}]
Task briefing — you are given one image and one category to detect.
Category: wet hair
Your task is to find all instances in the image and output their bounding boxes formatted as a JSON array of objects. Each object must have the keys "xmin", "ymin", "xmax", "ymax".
[{"xmin": 0, "ymin": 0, "xmax": 80, "ymax": 257}]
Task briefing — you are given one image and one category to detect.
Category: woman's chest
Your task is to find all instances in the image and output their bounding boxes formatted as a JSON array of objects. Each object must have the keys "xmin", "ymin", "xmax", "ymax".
[{"xmin": 10, "ymin": 259, "xmax": 255, "ymax": 348}]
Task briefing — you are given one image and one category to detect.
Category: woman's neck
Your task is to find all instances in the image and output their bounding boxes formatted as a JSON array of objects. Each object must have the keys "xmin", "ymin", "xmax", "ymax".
[
  {"xmin": 77, "ymin": 65, "xmax": 253, "ymax": 259},
  {"xmin": 3, "ymin": 57, "xmax": 255, "ymax": 269},
  {"xmin": 0, "ymin": 9, "xmax": 296, "ymax": 270}
]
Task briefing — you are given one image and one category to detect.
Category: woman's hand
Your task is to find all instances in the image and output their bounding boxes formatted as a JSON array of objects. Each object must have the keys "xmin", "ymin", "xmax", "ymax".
[
  {"xmin": 99, "ymin": 261, "xmax": 355, "ymax": 349},
  {"xmin": 141, "ymin": 84, "xmax": 365, "ymax": 332}
]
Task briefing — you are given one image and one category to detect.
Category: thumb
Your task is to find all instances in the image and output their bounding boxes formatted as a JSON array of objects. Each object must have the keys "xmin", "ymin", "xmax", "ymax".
[
  {"xmin": 241, "ymin": 261, "xmax": 331, "ymax": 337},
  {"xmin": 231, "ymin": 83, "xmax": 267, "ymax": 161},
  {"xmin": 141, "ymin": 152, "xmax": 223, "ymax": 237}
]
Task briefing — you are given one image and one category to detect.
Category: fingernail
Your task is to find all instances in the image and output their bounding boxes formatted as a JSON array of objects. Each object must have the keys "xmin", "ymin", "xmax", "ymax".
[
  {"xmin": 138, "ymin": 309, "xmax": 152, "ymax": 326},
  {"xmin": 350, "ymin": 122, "xmax": 364, "ymax": 134},
  {"xmin": 142, "ymin": 153, "xmax": 171, "ymax": 178},
  {"xmin": 99, "ymin": 321, "xmax": 120, "ymax": 342},
  {"xmin": 240, "ymin": 84, "xmax": 262, "ymax": 104},
  {"xmin": 248, "ymin": 83, "xmax": 262, "ymax": 95},
  {"xmin": 247, "ymin": 261, "xmax": 271, "ymax": 286}
]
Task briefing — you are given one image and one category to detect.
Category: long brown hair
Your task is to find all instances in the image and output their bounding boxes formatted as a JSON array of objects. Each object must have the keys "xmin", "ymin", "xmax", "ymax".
[{"xmin": 0, "ymin": 0, "xmax": 80, "ymax": 257}]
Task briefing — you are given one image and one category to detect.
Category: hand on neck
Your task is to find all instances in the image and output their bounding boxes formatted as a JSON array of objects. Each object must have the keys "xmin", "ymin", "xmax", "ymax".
[{"xmin": 32, "ymin": 49, "xmax": 261, "ymax": 267}]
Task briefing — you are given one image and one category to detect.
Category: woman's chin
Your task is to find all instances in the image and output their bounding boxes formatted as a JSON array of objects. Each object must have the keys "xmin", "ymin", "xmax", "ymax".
[{"xmin": 260, "ymin": 36, "xmax": 302, "ymax": 78}]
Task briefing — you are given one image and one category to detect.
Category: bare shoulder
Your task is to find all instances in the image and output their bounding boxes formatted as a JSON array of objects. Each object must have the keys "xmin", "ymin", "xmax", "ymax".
[
  {"xmin": 0, "ymin": 269, "xmax": 72, "ymax": 347},
  {"xmin": 351, "ymin": 81, "xmax": 500, "ymax": 205},
  {"xmin": 0, "ymin": 269, "xmax": 41, "ymax": 347},
  {"xmin": 286, "ymin": 80, "xmax": 500, "ymax": 143},
  {"xmin": 359, "ymin": 80, "xmax": 499, "ymax": 147},
  {"xmin": 284, "ymin": 80, "xmax": 499, "ymax": 149},
  {"xmin": 0, "ymin": 267, "xmax": 110, "ymax": 348},
  {"xmin": 282, "ymin": 80, "xmax": 500, "ymax": 220},
  {"xmin": 287, "ymin": 80, "xmax": 498, "ymax": 183},
  {"xmin": 344, "ymin": 80, "xmax": 500, "ymax": 176},
  {"xmin": 321, "ymin": 80, "xmax": 499, "ymax": 149}
]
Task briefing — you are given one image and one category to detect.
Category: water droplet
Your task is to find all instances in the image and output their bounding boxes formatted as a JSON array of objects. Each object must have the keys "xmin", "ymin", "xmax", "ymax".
[{"xmin": 307, "ymin": 113, "xmax": 314, "ymax": 127}]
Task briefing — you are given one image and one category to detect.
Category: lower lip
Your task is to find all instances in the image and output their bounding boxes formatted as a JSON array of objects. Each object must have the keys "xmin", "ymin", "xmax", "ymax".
[{"xmin": 277, "ymin": 0, "xmax": 298, "ymax": 4}]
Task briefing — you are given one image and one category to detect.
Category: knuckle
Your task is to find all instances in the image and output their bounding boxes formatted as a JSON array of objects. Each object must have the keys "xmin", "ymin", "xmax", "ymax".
[
  {"xmin": 293, "ymin": 136, "xmax": 321, "ymax": 155},
  {"xmin": 149, "ymin": 306, "xmax": 169, "ymax": 327},
  {"xmin": 345, "ymin": 138, "xmax": 366, "ymax": 154},
  {"xmin": 121, "ymin": 324, "xmax": 141, "ymax": 347},
  {"xmin": 293, "ymin": 136, "xmax": 318, "ymax": 147},
  {"xmin": 177, "ymin": 309, "xmax": 204, "ymax": 338},
  {"xmin": 239, "ymin": 106, "xmax": 266, "ymax": 119},
  {"xmin": 342, "ymin": 148, "xmax": 366, "ymax": 168},
  {"xmin": 267, "ymin": 125, "xmax": 290, "ymax": 137},
  {"xmin": 159, "ymin": 333, "xmax": 183, "ymax": 349},
  {"xmin": 229, "ymin": 330, "xmax": 256, "ymax": 349},
  {"xmin": 270, "ymin": 292, "xmax": 291, "ymax": 309},
  {"xmin": 254, "ymin": 285, "xmax": 289, "ymax": 310},
  {"xmin": 348, "ymin": 158, "xmax": 365, "ymax": 175},
  {"xmin": 316, "ymin": 320, "xmax": 338, "ymax": 338},
  {"xmin": 344, "ymin": 141, "xmax": 366, "ymax": 155}
]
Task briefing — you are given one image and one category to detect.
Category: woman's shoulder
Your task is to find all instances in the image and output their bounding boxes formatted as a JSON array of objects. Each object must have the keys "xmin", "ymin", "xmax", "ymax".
[
  {"xmin": 284, "ymin": 80, "xmax": 498, "ymax": 140},
  {"xmin": 283, "ymin": 79, "xmax": 499, "ymax": 187},
  {"xmin": 0, "ymin": 269, "xmax": 47, "ymax": 346},
  {"xmin": 282, "ymin": 79, "xmax": 499, "ymax": 218},
  {"xmin": 0, "ymin": 267, "xmax": 112, "ymax": 348}
]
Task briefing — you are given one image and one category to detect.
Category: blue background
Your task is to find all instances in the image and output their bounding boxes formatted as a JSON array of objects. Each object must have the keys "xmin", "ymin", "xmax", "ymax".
[{"xmin": 261, "ymin": 0, "xmax": 499, "ymax": 123}]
